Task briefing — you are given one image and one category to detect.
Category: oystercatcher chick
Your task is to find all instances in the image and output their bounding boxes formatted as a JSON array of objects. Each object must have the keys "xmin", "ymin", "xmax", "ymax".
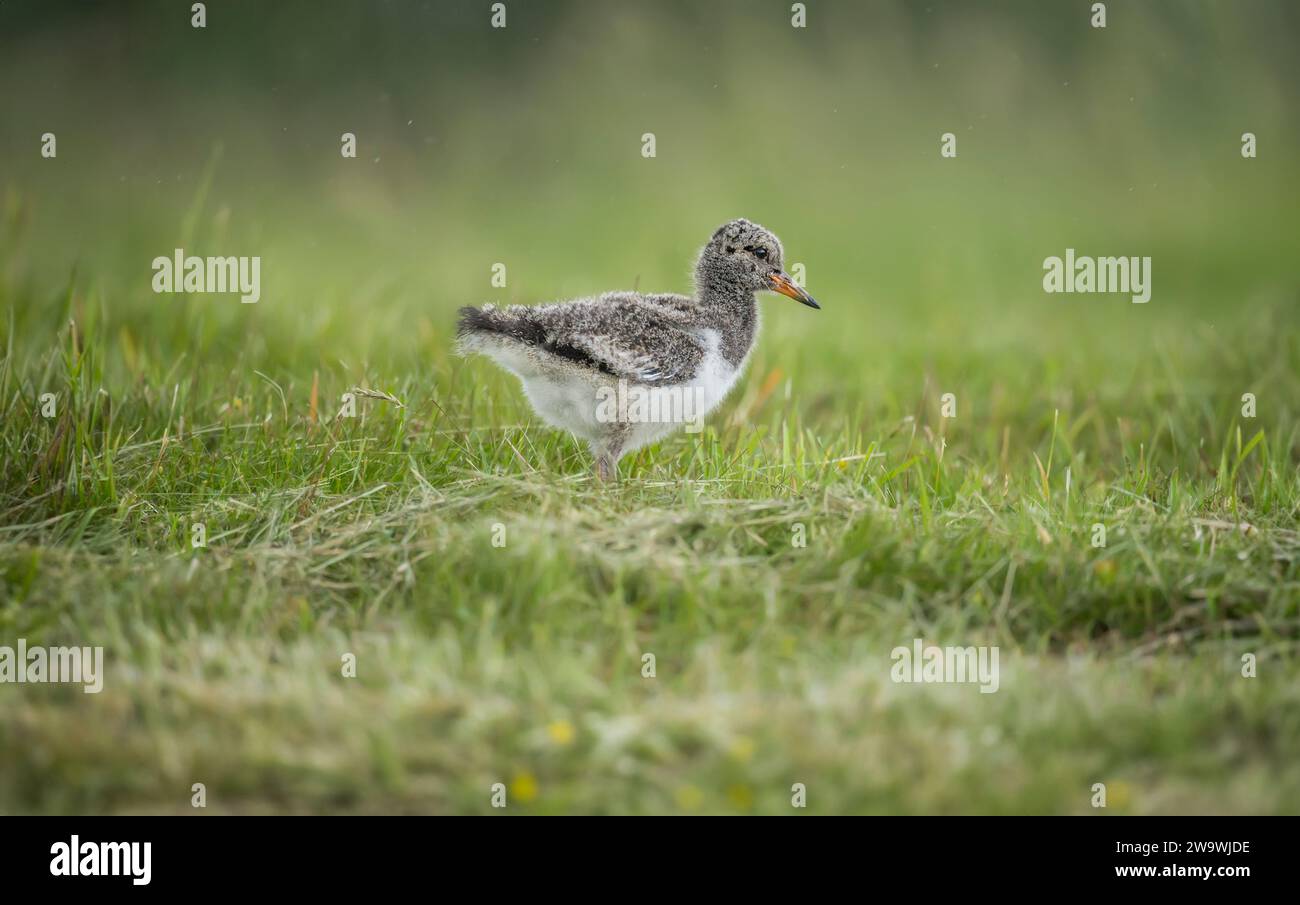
[{"xmin": 457, "ymin": 218, "xmax": 819, "ymax": 481}]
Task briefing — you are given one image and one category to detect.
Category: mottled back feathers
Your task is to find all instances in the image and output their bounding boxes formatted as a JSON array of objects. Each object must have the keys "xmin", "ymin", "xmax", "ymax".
[{"xmin": 458, "ymin": 292, "xmax": 707, "ymax": 385}]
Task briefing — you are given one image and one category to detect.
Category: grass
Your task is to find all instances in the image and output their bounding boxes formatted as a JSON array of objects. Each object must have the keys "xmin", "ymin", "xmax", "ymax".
[
  {"xmin": 2, "ymin": 0, "xmax": 1299, "ymax": 815},
  {"xmin": 1, "ymin": 235, "xmax": 1297, "ymax": 813}
]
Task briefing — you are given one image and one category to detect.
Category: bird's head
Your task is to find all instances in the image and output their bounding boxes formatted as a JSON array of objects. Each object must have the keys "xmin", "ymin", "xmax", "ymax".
[{"xmin": 697, "ymin": 218, "xmax": 819, "ymax": 309}]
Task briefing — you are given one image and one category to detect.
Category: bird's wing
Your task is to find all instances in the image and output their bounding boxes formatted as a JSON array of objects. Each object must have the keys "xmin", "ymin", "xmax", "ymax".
[{"xmin": 537, "ymin": 293, "xmax": 705, "ymax": 385}]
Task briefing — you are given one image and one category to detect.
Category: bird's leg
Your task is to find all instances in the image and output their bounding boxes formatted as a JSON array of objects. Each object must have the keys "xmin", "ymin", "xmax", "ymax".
[{"xmin": 592, "ymin": 426, "xmax": 629, "ymax": 483}]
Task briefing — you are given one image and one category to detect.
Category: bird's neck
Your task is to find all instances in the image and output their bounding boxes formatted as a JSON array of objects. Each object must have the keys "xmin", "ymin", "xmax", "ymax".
[{"xmin": 694, "ymin": 272, "xmax": 759, "ymax": 368}]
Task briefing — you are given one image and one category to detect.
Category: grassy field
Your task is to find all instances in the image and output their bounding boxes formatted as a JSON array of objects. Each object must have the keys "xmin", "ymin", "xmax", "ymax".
[{"xmin": 1, "ymin": 1, "xmax": 1299, "ymax": 815}]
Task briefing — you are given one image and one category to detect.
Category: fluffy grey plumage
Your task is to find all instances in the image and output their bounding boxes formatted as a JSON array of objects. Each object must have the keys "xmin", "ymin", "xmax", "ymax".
[{"xmin": 457, "ymin": 218, "xmax": 819, "ymax": 480}]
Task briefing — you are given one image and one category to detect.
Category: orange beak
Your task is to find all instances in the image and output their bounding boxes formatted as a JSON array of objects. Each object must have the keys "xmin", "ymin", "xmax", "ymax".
[{"xmin": 768, "ymin": 271, "xmax": 820, "ymax": 309}]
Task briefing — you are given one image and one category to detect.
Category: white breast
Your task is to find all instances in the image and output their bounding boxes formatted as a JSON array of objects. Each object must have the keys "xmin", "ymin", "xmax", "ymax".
[
  {"xmin": 472, "ymin": 325, "xmax": 750, "ymax": 458},
  {"xmin": 688, "ymin": 327, "xmax": 744, "ymax": 416}
]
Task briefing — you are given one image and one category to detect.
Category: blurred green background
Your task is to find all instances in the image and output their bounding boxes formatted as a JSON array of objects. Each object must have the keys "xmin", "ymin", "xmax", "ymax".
[
  {"xmin": 3, "ymin": 0, "xmax": 1297, "ymax": 381},
  {"xmin": 1, "ymin": 1, "xmax": 1298, "ymax": 815}
]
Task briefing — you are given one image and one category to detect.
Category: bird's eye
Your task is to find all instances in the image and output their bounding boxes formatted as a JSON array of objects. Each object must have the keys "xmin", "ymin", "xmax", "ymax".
[{"xmin": 754, "ymin": 247, "xmax": 768, "ymax": 260}]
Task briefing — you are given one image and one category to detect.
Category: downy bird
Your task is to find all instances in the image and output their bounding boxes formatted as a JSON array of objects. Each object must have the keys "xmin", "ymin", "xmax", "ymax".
[{"xmin": 457, "ymin": 218, "xmax": 819, "ymax": 480}]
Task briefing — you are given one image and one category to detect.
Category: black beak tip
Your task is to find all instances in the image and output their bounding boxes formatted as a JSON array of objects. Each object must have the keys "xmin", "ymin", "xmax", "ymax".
[{"xmin": 802, "ymin": 296, "xmax": 821, "ymax": 310}]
